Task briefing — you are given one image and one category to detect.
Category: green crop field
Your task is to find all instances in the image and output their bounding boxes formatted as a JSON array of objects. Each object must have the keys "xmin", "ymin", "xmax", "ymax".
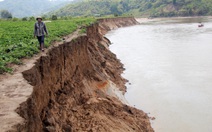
[{"xmin": 0, "ymin": 17, "xmax": 96, "ymax": 73}]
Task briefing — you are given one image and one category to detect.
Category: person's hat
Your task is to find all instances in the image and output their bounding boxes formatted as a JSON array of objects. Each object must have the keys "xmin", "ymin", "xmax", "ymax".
[{"xmin": 36, "ymin": 16, "xmax": 42, "ymax": 20}]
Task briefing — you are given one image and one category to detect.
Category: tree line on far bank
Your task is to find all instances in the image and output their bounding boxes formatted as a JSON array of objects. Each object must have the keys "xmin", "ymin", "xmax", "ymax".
[
  {"xmin": 49, "ymin": 0, "xmax": 212, "ymax": 17},
  {"xmin": 147, "ymin": 0, "xmax": 212, "ymax": 17}
]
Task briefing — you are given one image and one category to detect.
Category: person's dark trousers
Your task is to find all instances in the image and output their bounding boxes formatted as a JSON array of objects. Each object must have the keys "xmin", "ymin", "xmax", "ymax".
[{"xmin": 37, "ymin": 35, "xmax": 45, "ymax": 51}]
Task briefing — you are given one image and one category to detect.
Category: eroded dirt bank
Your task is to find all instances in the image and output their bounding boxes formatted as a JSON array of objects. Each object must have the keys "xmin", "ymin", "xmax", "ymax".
[{"xmin": 1, "ymin": 17, "xmax": 153, "ymax": 132}]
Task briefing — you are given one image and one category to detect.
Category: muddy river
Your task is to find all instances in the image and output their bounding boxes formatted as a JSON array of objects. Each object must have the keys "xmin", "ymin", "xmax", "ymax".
[{"xmin": 106, "ymin": 17, "xmax": 212, "ymax": 132}]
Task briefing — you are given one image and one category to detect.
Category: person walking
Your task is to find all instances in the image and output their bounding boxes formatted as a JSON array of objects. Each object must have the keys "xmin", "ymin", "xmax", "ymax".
[{"xmin": 34, "ymin": 16, "xmax": 48, "ymax": 52}]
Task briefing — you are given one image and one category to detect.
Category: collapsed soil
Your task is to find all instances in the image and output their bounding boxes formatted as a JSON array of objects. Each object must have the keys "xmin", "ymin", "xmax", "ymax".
[{"xmin": 0, "ymin": 17, "xmax": 153, "ymax": 132}]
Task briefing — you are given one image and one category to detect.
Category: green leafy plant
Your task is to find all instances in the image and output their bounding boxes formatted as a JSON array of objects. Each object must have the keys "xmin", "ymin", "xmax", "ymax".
[{"xmin": 0, "ymin": 17, "xmax": 96, "ymax": 73}]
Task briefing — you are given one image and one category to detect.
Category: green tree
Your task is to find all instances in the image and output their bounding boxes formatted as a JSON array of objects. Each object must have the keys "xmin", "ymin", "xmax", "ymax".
[
  {"xmin": 51, "ymin": 15, "xmax": 58, "ymax": 20},
  {"xmin": 22, "ymin": 17, "xmax": 28, "ymax": 21},
  {"xmin": 29, "ymin": 16, "xmax": 35, "ymax": 21},
  {"xmin": 0, "ymin": 10, "xmax": 12, "ymax": 19},
  {"xmin": 173, "ymin": 0, "xmax": 177, "ymax": 5},
  {"xmin": 110, "ymin": 4, "xmax": 121, "ymax": 15}
]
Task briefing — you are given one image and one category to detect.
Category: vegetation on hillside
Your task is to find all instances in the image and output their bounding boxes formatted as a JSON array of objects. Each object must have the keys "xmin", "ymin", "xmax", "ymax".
[
  {"xmin": 49, "ymin": 0, "xmax": 212, "ymax": 17},
  {"xmin": 0, "ymin": 0, "xmax": 75, "ymax": 18},
  {"xmin": 145, "ymin": 0, "xmax": 212, "ymax": 17},
  {"xmin": 0, "ymin": 17, "xmax": 96, "ymax": 73},
  {"xmin": 0, "ymin": 10, "xmax": 12, "ymax": 19}
]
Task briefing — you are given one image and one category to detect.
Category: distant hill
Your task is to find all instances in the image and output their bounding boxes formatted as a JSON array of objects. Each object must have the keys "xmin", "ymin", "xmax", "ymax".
[
  {"xmin": 48, "ymin": 0, "xmax": 137, "ymax": 17},
  {"xmin": 49, "ymin": 0, "xmax": 212, "ymax": 17},
  {"xmin": 0, "ymin": 0, "xmax": 75, "ymax": 18}
]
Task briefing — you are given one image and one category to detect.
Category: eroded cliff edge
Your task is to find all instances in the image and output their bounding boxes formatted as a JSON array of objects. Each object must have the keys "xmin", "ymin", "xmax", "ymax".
[{"xmin": 11, "ymin": 17, "xmax": 153, "ymax": 132}]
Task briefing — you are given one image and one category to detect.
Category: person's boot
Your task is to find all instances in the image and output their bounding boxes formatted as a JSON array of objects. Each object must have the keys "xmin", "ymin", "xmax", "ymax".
[{"xmin": 41, "ymin": 43, "xmax": 44, "ymax": 52}]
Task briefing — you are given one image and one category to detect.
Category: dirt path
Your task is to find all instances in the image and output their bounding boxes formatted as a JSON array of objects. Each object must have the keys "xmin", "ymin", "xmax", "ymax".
[{"xmin": 0, "ymin": 30, "xmax": 81, "ymax": 131}]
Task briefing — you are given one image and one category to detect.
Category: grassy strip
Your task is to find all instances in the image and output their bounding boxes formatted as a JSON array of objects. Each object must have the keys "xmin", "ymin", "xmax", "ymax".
[{"xmin": 0, "ymin": 17, "xmax": 96, "ymax": 73}]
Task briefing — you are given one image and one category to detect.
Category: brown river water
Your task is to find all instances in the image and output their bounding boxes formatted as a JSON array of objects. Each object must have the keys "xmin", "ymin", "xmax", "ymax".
[{"xmin": 106, "ymin": 17, "xmax": 212, "ymax": 132}]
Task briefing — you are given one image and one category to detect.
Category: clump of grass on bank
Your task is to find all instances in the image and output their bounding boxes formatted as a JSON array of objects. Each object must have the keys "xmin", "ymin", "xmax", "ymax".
[{"xmin": 0, "ymin": 17, "xmax": 96, "ymax": 73}]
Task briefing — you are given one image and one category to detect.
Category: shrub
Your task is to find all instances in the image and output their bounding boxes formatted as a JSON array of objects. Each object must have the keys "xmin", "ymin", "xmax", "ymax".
[
  {"xmin": 12, "ymin": 18, "xmax": 19, "ymax": 21},
  {"xmin": 114, "ymin": 13, "xmax": 119, "ymax": 17},
  {"xmin": 22, "ymin": 17, "xmax": 28, "ymax": 21},
  {"xmin": 29, "ymin": 16, "xmax": 35, "ymax": 21},
  {"xmin": 51, "ymin": 15, "xmax": 58, "ymax": 20}
]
